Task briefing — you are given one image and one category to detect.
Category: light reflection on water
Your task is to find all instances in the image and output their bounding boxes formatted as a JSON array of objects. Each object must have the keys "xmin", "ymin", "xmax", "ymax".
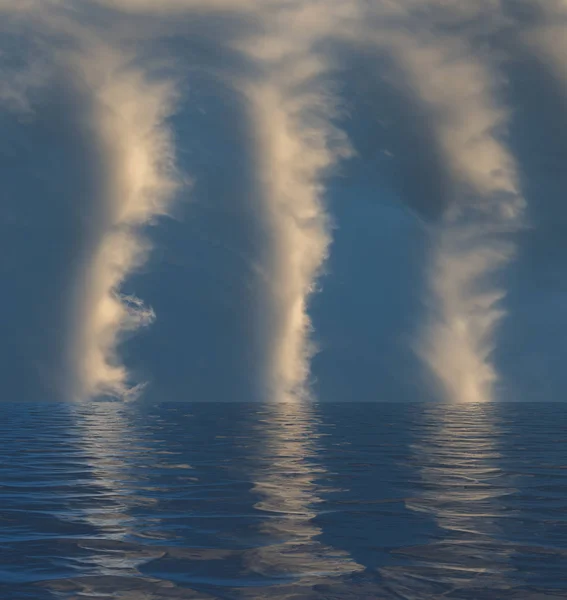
[
  {"xmin": 47, "ymin": 403, "xmax": 175, "ymax": 598},
  {"xmin": 380, "ymin": 403, "xmax": 519, "ymax": 598},
  {"xmin": 243, "ymin": 400, "xmax": 363, "ymax": 587},
  {"xmin": 1, "ymin": 402, "xmax": 566, "ymax": 599}
]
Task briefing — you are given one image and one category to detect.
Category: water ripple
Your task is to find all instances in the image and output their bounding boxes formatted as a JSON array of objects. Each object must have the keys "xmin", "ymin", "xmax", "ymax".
[{"xmin": 0, "ymin": 402, "xmax": 566, "ymax": 598}]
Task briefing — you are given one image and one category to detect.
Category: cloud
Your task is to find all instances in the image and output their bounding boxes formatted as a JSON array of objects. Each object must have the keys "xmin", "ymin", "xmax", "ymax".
[
  {"xmin": 396, "ymin": 36, "xmax": 523, "ymax": 404},
  {"xmin": 333, "ymin": 3, "xmax": 525, "ymax": 402},
  {"xmin": 2, "ymin": 0, "xmax": 555, "ymax": 404},
  {"xmin": 0, "ymin": 3, "xmax": 180, "ymax": 400},
  {"xmin": 62, "ymin": 35, "xmax": 180, "ymax": 401},
  {"xmin": 0, "ymin": 0, "xmax": 355, "ymax": 403},
  {"xmin": 104, "ymin": 0, "xmax": 354, "ymax": 403},
  {"xmin": 234, "ymin": 1, "xmax": 354, "ymax": 401}
]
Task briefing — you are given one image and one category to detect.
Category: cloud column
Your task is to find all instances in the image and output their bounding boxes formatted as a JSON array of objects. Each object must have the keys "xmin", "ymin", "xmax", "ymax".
[
  {"xmin": 236, "ymin": 2, "xmax": 353, "ymax": 402},
  {"xmin": 345, "ymin": 0, "xmax": 526, "ymax": 402},
  {"xmin": 63, "ymin": 34, "xmax": 180, "ymax": 400},
  {"xmin": 394, "ymin": 34, "xmax": 525, "ymax": 403}
]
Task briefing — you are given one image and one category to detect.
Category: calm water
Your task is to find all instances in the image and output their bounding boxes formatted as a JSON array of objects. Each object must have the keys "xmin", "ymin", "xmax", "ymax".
[{"xmin": 1, "ymin": 402, "xmax": 566, "ymax": 599}]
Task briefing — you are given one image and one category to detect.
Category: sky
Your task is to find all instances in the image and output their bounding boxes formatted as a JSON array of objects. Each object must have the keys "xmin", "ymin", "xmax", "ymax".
[{"xmin": 0, "ymin": 0, "xmax": 566, "ymax": 403}]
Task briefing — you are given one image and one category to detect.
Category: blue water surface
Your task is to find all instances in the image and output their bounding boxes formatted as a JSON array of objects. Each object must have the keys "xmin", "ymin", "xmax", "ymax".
[{"xmin": 1, "ymin": 402, "xmax": 566, "ymax": 599}]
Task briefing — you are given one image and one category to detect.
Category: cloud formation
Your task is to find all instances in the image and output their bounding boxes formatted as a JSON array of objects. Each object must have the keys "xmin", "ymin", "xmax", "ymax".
[
  {"xmin": 3, "ymin": 0, "xmax": 566, "ymax": 403},
  {"xmin": 64, "ymin": 37, "xmax": 179, "ymax": 400},
  {"xmin": 401, "ymin": 36, "xmax": 524, "ymax": 404},
  {"xmin": 96, "ymin": 0, "xmax": 354, "ymax": 402},
  {"xmin": 235, "ymin": 1, "xmax": 353, "ymax": 401},
  {"xmin": 334, "ymin": 1, "xmax": 525, "ymax": 402},
  {"xmin": 0, "ymin": 0, "xmax": 354, "ymax": 403},
  {"xmin": 0, "ymin": 3, "xmax": 180, "ymax": 400}
]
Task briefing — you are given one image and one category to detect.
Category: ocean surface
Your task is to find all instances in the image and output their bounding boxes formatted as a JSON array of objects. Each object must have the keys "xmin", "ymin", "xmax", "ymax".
[{"xmin": 1, "ymin": 402, "xmax": 566, "ymax": 599}]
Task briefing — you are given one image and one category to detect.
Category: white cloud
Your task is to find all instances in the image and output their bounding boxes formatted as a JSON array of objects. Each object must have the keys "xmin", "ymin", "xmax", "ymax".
[
  {"xmin": 234, "ymin": 2, "xmax": 353, "ymax": 401},
  {"xmin": 0, "ymin": 0, "xmax": 354, "ymax": 402},
  {"xmin": 393, "ymin": 35, "xmax": 523, "ymax": 403},
  {"xmin": 0, "ymin": 4, "xmax": 180, "ymax": 400},
  {"xmin": 341, "ymin": 4, "xmax": 525, "ymax": 403},
  {"xmin": 0, "ymin": 0, "xmax": 536, "ymax": 403},
  {"xmin": 64, "ymin": 34, "xmax": 179, "ymax": 400}
]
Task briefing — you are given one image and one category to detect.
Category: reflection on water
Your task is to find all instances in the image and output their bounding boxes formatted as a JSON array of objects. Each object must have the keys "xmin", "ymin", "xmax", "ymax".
[
  {"xmin": 381, "ymin": 403, "xmax": 559, "ymax": 600},
  {"xmin": 73, "ymin": 403, "xmax": 148, "ymax": 536},
  {"xmin": 1, "ymin": 402, "xmax": 567, "ymax": 599},
  {"xmin": 243, "ymin": 400, "xmax": 363, "ymax": 589},
  {"xmin": 46, "ymin": 403, "xmax": 179, "ymax": 598},
  {"xmin": 408, "ymin": 404, "xmax": 511, "ymax": 534}
]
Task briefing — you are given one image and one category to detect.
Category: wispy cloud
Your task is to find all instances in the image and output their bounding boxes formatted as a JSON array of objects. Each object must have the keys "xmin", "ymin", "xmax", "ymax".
[
  {"xmin": 0, "ymin": 0, "xmax": 353, "ymax": 402},
  {"xmin": 234, "ymin": 1, "xmax": 353, "ymax": 401},
  {"xmin": 401, "ymin": 36, "xmax": 524, "ymax": 403},
  {"xmin": 0, "ymin": 3, "xmax": 180, "ymax": 400},
  {"xmin": 339, "ymin": 2, "xmax": 525, "ymax": 402},
  {"xmin": 1, "ymin": 0, "xmax": 554, "ymax": 403},
  {"xmin": 93, "ymin": 0, "xmax": 355, "ymax": 402},
  {"xmin": 63, "ymin": 35, "xmax": 179, "ymax": 400}
]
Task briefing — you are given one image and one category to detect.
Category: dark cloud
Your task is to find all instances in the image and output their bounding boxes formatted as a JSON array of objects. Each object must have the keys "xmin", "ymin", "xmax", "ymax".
[{"xmin": 331, "ymin": 42, "xmax": 455, "ymax": 221}]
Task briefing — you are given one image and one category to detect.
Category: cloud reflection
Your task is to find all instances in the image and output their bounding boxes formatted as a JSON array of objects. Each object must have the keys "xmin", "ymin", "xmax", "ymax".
[
  {"xmin": 380, "ymin": 404, "xmax": 517, "ymax": 598},
  {"xmin": 41, "ymin": 403, "xmax": 183, "ymax": 599},
  {"xmin": 243, "ymin": 400, "xmax": 363, "ymax": 594}
]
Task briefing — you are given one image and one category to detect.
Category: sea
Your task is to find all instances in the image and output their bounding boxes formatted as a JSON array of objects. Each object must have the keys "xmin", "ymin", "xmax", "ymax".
[{"xmin": 1, "ymin": 401, "xmax": 566, "ymax": 599}]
